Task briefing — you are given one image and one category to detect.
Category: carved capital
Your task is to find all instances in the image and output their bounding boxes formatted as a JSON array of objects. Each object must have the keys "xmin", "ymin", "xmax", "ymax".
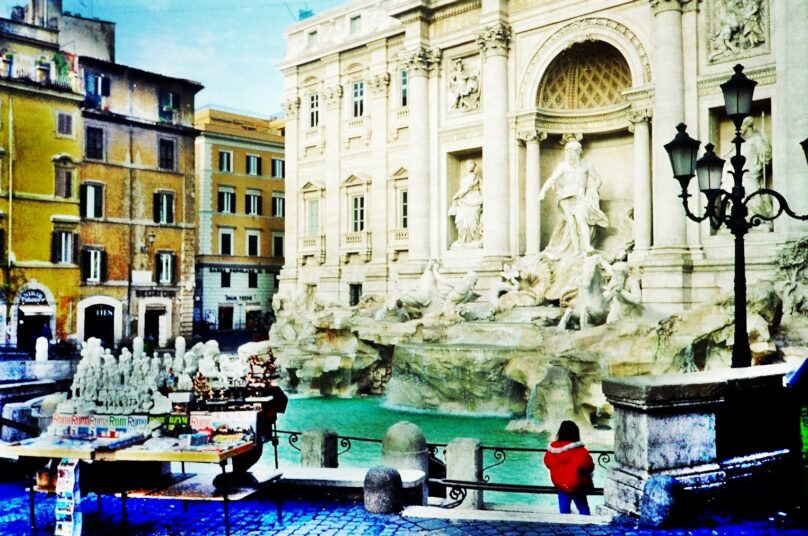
[
  {"xmin": 649, "ymin": 0, "xmax": 687, "ymax": 15},
  {"xmin": 518, "ymin": 129, "xmax": 547, "ymax": 144},
  {"xmin": 323, "ymin": 84, "xmax": 343, "ymax": 109},
  {"xmin": 399, "ymin": 47, "xmax": 442, "ymax": 76},
  {"xmin": 369, "ymin": 72, "xmax": 391, "ymax": 96},
  {"xmin": 282, "ymin": 96, "xmax": 300, "ymax": 118},
  {"xmin": 476, "ymin": 22, "xmax": 512, "ymax": 56},
  {"xmin": 627, "ymin": 109, "xmax": 652, "ymax": 132}
]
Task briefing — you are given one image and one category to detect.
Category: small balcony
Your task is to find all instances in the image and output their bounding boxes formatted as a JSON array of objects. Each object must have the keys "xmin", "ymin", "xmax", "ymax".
[
  {"xmin": 340, "ymin": 231, "xmax": 371, "ymax": 263},
  {"xmin": 299, "ymin": 234, "xmax": 325, "ymax": 264},
  {"xmin": 387, "ymin": 228, "xmax": 408, "ymax": 260},
  {"xmin": 343, "ymin": 115, "xmax": 370, "ymax": 148}
]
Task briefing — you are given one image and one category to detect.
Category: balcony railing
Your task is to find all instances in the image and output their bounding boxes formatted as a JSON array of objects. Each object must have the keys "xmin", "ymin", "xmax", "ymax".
[
  {"xmin": 299, "ymin": 234, "xmax": 325, "ymax": 264},
  {"xmin": 340, "ymin": 230, "xmax": 371, "ymax": 262}
]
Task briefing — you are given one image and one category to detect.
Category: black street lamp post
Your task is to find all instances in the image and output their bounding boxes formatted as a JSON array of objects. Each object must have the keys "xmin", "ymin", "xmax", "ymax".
[{"xmin": 664, "ymin": 64, "xmax": 808, "ymax": 368}]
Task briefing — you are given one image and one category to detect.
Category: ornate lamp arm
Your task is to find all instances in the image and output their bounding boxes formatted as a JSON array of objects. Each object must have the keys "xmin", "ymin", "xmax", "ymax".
[
  {"xmin": 744, "ymin": 188, "xmax": 808, "ymax": 228},
  {"xmin": 679, "ymin": 188, "xmax": 729, "ymax": 230}
]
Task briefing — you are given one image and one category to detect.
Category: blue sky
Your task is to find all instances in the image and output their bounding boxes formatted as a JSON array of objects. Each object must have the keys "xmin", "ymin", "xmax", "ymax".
[{"xmin": 2, "ymin": 0, "xmax": 347, "ymax": 116}]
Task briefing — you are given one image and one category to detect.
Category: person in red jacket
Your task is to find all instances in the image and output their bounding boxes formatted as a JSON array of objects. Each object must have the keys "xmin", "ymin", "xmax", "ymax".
[{"xmin": 543, "ymin": 420, "xmax": 595, "ymax": 515}]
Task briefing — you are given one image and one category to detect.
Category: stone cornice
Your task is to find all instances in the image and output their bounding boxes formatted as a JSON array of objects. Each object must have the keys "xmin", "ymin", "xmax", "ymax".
[
  {"xmin": 398, "ymin": 46, "xmax": 442, "ymax": 75},
  {"xmin": 476, "ymin": 22, "xmax": 511, "ymax": 56},
  {"xmin": 534, "ymin": 102, "xmax": 632, "ymax": 135},
  {"xmin": 432, "ymin": 0, "xmax": 481, "ymax": 22},
  {"xmin": 697, "ymin": 65, "xmax": 775, "ymax": 97}
]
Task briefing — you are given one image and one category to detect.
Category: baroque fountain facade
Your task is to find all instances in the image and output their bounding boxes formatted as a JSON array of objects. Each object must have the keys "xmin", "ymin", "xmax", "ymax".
[{"xmin": 273, "ymin": 0, "xmax": 808, "ymax": 435}]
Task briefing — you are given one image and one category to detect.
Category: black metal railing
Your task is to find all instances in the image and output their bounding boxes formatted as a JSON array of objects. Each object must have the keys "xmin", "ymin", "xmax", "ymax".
[{"xmin": 275, "ymin": 428, "xmax": 614, "ymax": 507}]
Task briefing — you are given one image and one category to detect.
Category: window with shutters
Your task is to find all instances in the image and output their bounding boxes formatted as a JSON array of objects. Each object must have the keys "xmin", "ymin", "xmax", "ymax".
[
  {"xmin": 272, "ymin": 192, "xmax": 285, "ymax": 218},
  {"xmin": 221, "ymin": 271, "xmax": 231, "ymax": 288},
  {"xmin": 305, "ymin": 198, "xmax": 320, "ymax": 236},
  {"xmin": 80, "ymin": 183, "xmax": 104, "ymax": 219},
  {"xmin": 82, "ymin": 248, "xmax": 105, "ymax": 283},
  {"xmin": 85, "ymin": 126, "xmax": 104, "ymax": 160},
  {"xmin": 52, "ymin": 230, "xmax": 77, "ymax": 264},
  {"xmin": 272, "ymin": 232, "xmax": 284, "ymax": 258},
  {"xmin": 154, "ymin": 192, "xmax": 175, "ymax": 224},
  {"xmin": 158, "ymin": 137, "xmax": 177, "ymax": 171},
  {"xmin": 246, "ymin": 190, "xmax": 262, "ymax": 216},
  {"xmin": 218, "ymin": 150, "xmax": 233, "ymax": 172},
  {"xmin": 158, "ymin": 91, "xmax": 181, "ymax": 122},
  {"xmin": 271, "ymin": 158, "xmax": 285, "ymax": 179},
  {"xmin": 155, "ymin": 251, "xmax": 175, "ymax": 284},
  {"xmin": 218, "ymin": 187, "xmax": 235, "ymax": 214},
  {"xmin": 248, "ymin": 272, "xmax": 258, "ymax": 289},
  {"xmin": 219, "ymin": 228, "xmax": 234, "ymax": 256},
  {"xmin": 56, "ymin": 111, "xmax": 74, "ymax": 137},
  {"xmin": 246, "ymin": 154, "xmax": 261, "ymax": 176},
  {"xmin": 54, "ymin": 167, "xmax": 73, "ymax": 198},
  {"xmin": 247, "ymin": 230, "xmax": 261, "ymax": 257},
  {"xmin": 84, "ymin": 72, "xmax": 110, "ymax": 109},
  {"xmin": 399, "ymin": 189, "xmax": 408, "ymax": 229}
]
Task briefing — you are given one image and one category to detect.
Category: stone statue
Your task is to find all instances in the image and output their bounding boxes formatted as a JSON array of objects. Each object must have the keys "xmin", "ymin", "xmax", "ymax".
[
  {"xmin": 398, "ymin": 259, "xmax": 440, "ymax": 315},
  {"xmin": 447, "ymin": 58, "xmax": 480, "ymax": 112},
  {"xmin": 441, "ymin": 271, "xmax": 479, "ymax": 306},
  {"xmin": 730, "ymin": 116, "xmax": 773, "ymax": 222},
  {"xmin": 602, "ymin": 262, "xmax": 643, "ymax": 323},
  {"xmin": 448, "ymin": 160, "xmax": 483, "ymax": 248},
  {"xmin": 175, "ymin": 335, "xmax": 186, "ymax": 361},
  {"xmin": 557, "ymin": 253, "xmax": 609, "ymax": 330},
  {"xmin": 133, "ymin": 336, "xmax": 144, "ymax": 359},
  {"xmin": 539, "ymin": 141, "xmax": 609, "ymax": 260},
  {"xmin": 709, "ymin": 0, "xmax": 765, "ymax": 61}
]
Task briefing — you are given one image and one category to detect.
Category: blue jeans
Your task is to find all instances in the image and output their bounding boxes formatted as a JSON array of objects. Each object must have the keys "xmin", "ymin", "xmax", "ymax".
[{"xmin": 557, "ymin": 491, "xmax": 590, "ymax": 515}]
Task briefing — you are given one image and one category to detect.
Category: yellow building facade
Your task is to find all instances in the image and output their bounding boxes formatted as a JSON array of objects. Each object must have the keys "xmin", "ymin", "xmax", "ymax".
[
  {"xmin": 0, "ymin": 18, "xmax": 83, "ymax": 352},
  {"xmin": 194, "ymin": 109, "xmax": 285, "ymax": 332}
]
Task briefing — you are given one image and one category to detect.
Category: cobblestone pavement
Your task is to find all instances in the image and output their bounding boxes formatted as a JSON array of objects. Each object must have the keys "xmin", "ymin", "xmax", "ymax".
[{"xmin": 2, "ymin": 480, "xmax": 808, "ymax": 536}]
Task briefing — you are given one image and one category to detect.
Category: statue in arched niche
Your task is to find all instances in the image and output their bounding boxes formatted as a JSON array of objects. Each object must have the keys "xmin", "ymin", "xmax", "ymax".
[{"xmin": 539, "ymin": 141, "xmax": 609, "ymax": 260}]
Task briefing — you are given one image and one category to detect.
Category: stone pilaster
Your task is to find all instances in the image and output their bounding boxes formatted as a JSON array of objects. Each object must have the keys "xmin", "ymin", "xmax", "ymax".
[
  {"xmin": 519, "ymin": 129, "xmax": 547, "ymax": 256},
  {"xmin": 399, "ymin": 47, "xmax": 441, "ymax": 262},
  {"xmin": 477, "ymin": 23, "xmax": 512, "ymax": 259},
  {"xmin": 650, "ymin": 0, "xmax": 688, "ymax": 252},
  {"xmin": 628, "ymin": 110, "xmax": 652, "ymax": 253}
]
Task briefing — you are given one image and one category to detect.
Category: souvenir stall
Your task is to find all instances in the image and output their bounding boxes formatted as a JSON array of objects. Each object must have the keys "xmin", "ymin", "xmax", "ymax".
[{"xmin": 0, "ymin": 336, "xmax": 286, "ymax": 536}]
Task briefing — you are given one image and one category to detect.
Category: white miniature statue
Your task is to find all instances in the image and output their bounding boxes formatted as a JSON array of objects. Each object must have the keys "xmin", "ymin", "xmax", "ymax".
[
  {"xmin": 198, "ymin": 351, "xmax": 220, "ymax": 378},
  {"xmin": 172, "ymin": 352, "xmax": 185, "ymax": 377},
  {"xmin": 539, "ymin": 141, "xmax": 609, "ymax": 260},
  {"xmin": 448, "ymin": 160, "xmax": 483, "ymax": 248},
  {"xmin": 602, "ymin": 262, "xmax": 643, "ymax": 323},
  {"xmin": 35, "ymin": 336, "xmax": 49, "ymax": 361},
  {"xmin": 183, "ymin": 350, "xmax": 199, "ymax": 375},
  {"xmin": 133, "ymin": 336, "xmax": 144, "ymax": 359},
  {"xmin": 175, "ymin": 335, "xmax": 186, "ymax": 360}
]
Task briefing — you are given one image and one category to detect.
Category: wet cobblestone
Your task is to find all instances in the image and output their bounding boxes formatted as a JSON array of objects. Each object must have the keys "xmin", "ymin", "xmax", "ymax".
[{"xmin": 1, "ymin": 480, "xmax": 807, "ymax": 535}]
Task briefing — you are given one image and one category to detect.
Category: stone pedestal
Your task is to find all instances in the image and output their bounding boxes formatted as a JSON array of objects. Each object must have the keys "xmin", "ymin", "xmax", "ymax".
[
  {"xmin": 446, "ymin": 438, "xmax": 482, "ymax": 509},
  {"xmin": 603, "ymin": 364, "xmax": 801, "ymax": 517},
  {"xmin": 301, "ymin": 429, "xmax": 338, "ymax": 468},
  {"xmin": 381, "ymin": 421, "xmax": 428, "ymax": 504}
]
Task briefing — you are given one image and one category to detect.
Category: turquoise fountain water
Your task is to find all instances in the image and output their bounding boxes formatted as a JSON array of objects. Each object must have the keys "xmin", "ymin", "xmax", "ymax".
[{"xmin": 272, "ymin": 396, "xmax": 607, "ymax": 508}]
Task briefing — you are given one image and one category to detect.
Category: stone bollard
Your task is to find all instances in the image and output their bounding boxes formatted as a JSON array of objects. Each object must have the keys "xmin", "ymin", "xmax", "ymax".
[
  {"xmin": 301, "ymin": 429, "xmax": 338, "ymax": 468},
  {"xmin": 364, "ymin": 465, "xmax": 403, "ymax": 513},
  {"xmin": 446, "ymin": 438, "xmax": 483, "ymax": 509},
  {"xmin": 381, "ymin": 421, "xmax": 428, "ymax": 504}
]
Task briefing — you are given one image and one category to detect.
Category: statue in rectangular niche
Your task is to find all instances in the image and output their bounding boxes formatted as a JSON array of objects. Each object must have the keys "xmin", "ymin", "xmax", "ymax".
[{"xmin": 448, "ymin": 160, "xmax": 483, "ymax": 249}]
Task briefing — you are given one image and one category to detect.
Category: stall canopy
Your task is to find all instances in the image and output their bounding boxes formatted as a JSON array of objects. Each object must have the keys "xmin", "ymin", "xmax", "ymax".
[{"xmin": 19, "ymin": 305, "xmax": 55, "ymax": 316}]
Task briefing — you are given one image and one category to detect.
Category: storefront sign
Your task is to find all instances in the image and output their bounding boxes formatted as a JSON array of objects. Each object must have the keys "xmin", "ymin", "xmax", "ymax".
[
  {"xmin": 224, "ymin": 295, "xmax": 254, "ymax": 302},
  {"xmin": 135, "ymin": 289, "xmax": 176, "ymax": 298},
  {"xmin": 209, "ymin": 267, "xmax": 267, "ymax": 274},
  {"xmin": 19, "ymin": 289, "xmax": 48, "ymax": 305}
]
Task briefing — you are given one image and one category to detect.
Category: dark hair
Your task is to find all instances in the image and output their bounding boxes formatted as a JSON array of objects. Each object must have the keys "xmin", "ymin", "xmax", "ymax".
[{"xmin": 556, "ymin": 420, "xmax": 580, "ymax": 442}]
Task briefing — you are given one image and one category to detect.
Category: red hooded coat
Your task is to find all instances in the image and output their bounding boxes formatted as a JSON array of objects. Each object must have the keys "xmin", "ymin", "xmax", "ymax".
[{"xmin": 543, "ymin": 440, "xmax": 595, "ymax": 494}]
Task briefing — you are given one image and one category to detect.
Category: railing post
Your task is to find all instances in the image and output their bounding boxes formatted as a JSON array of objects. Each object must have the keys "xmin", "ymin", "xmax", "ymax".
[
  {"xmin": 301, "ymin": 429, "xmax": 338, "ymax": 468},
  {"xmin": 446, "ymin": 438, "xmax": 483, "ymax": 509}
]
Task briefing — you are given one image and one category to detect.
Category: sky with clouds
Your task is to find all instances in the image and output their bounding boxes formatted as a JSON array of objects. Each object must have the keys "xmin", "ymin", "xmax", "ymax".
[{"xmin": 2, "ymin": 0, "xmax": 347, "ymax": 116}]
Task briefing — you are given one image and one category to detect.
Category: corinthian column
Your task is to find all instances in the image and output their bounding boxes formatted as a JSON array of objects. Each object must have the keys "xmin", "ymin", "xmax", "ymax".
[
  {"xmin": 519, "ymin": 129, "xmax": 546, "ymax": 256},
  {"xmin": 477, "ymin": 23, "xmax": 512, "ymax": 259},
  {"xmin": 650, "ymin": 0, "xmax": 687, "ymax": 251},
  {"xmin": 629, "ymin": 110, "xmax": 652, "ymax": 253},
  {"xmin": 400, "ymin": 47, "xmax": 441, "ymax": 262}
]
